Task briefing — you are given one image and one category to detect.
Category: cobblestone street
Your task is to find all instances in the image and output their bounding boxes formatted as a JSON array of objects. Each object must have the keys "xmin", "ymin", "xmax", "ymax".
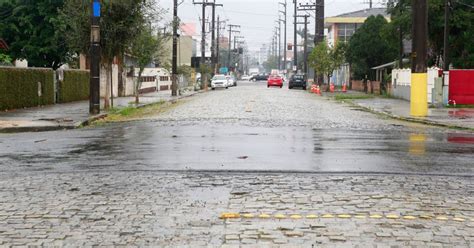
[
  {"xmin": 0, "ymin": 172, "xmax": 473, "ymax": 247},
  {"xmin": 1, "ymin": 82, "xmax": 474, "ymax": 247}
]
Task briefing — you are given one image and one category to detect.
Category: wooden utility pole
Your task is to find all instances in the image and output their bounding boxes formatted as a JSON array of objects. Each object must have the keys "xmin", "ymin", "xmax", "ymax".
[
  {"xmin": 171, "ymin": 0, "xmax": 178, "ymax": 96},
  {"xmin": 89, "ymin": 0, "xmax": 101, "ymax": 114},
  {"xmin": 443, "ymin": 0, "xmax": 450, "ymax": 71},
  {"xmin": 410, "ymin": 0, "xmax": 428, "ymax": 117},
  {"xmin": 275, "ymin": 21, "xmax": 281, "ymax": 70}
]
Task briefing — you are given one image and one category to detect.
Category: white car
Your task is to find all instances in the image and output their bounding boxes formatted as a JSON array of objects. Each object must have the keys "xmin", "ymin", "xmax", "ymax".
[
  {"xmin": 226, "ymin": 75, "xmax": 237, "ymax": 87},
  {"xmin": 211, "ymin": 75, "xmax": 229, "ymax": 90},
  {"xmin": 241, "ymin": 75, "xmax": 252, "ymax": 81}
]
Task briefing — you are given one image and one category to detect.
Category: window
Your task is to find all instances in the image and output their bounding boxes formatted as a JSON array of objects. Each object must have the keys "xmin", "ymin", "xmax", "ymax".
[{"xmin": 337, "ymin": 23, "xmax": 357, "ymax": 43}]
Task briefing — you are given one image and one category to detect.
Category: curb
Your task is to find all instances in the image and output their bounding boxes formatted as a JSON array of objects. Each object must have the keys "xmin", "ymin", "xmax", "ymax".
[
  {"xmin": 347, "ymin": 100, "xmax": 474, "ymax": 131},
  {"xmin": 73, "ymin": 90, "xmax": 206, "ymax": 129},
  {"xmin": 0, "ymin": 90, "xmax": 205, "ymax": 134}
]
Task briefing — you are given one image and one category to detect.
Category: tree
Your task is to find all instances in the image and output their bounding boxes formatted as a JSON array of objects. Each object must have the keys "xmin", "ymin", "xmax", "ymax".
[
  {"xmin": 0, "ymin": 0, "xmax": 70, "ymax": 69},
  {"xmin": 388, "ymin": 0, "xmax": 474, "ymax": 68},
  {"xmin": 60, "ymin": 0, "xmax": 163, "ymax": 109},
  {"xmin": 308, "ymin": 41, "xmax": 346, "ymax": 89},
  {"xmin": 0, "ymin": 53, "xmax": 12, "ymax": 66},
  {"xmin": 346, "ymin": 15, "xmax": 398, "ymax": 80},
  {"xmin": 129, "ymin": 26, "xmax": 163, "ymax": 104}
]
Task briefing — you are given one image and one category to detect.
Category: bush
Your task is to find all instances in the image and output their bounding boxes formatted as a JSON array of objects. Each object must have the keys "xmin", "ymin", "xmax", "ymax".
[
  {"xmin": 0, "ymin": 67, "xmax": 54, "ymax": 111},
  {"xmin": 58, "ymin": 69, "xmax": 89, "ymax": 103}
]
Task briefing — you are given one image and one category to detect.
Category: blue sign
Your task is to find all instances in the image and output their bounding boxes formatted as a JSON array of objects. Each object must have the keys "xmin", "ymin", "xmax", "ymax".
[
  {"xmin": 219, "ymin": 67, "xmax": 228, "ymax": 74},
  {"xmin": 93, "ymin": 1, "xmax": 101, "ymax": 17}
]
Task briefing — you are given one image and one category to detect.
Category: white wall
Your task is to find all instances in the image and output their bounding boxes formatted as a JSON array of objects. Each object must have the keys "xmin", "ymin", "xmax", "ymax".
[
  {"xmin": 391, "ymin": 68, "xmax": 441, "ymax": 103},
  {"xmin": 100, "ymin": 64, "xmax": 119, "ymax": 98}
]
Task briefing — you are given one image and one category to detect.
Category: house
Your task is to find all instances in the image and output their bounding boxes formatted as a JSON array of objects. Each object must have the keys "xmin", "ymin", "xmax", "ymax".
[
  {"xmin": 325, "ymin": 8, "xmax": 390, "ymax": 46},
  {"xmin": 324, "ymin": 8, "xmax": 390, "ymax": 86}
]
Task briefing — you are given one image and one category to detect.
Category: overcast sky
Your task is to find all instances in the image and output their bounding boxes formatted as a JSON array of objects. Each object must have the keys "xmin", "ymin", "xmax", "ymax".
[{"xmin": 159, "ymin": 0, "xmax": 386, "ymax": 51}]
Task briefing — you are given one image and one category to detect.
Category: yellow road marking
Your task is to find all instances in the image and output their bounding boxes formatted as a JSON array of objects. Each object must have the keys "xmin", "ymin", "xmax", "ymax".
[
  {"xmin": 306, "ymin": 214, "xmax": 318, "ymax": 219},
  {"xmin": 259, "ymin": 214, "xmax": 271, "ymax": 219},
  {"xmin": 453, "ymin": 217, "xmax": 465, "ymax": 222},
  {"xmin": 290, "ymin": 214, "xmax": 303, "ymax": 219},
  {"xmin": 242, "ymin": 214, "xmax": 254, "ymax": 218},
  {"xmin": 220, "ymin": 213, "xmax": 240, "ymax": 219},
  {"xmin": 370, "ymin": 214, "xmax": 383, "ymax": 219},
  {"xmin": 337, "ymin": 214, "xmax": 352, "ymax": 219},
  {"xmin": 219, "ymin": 212, "xmax": 470, "ymax": 223},
  {"xmin": 386, "ymin": 214, "xmax": 400, "ymax": 219},
  {"xmin": 274, "ymin": 214, "xmax": 286, "ymax": 219}
]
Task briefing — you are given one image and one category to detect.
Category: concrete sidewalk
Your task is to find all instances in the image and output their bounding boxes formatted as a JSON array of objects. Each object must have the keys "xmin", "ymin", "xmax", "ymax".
[
  {"xmin": 0, "ymin": 90, "xmax": 200, "ymax": 133},
  {"xmin": 351, "ymin": 97, "xmax": 474, "ymax": 130}
]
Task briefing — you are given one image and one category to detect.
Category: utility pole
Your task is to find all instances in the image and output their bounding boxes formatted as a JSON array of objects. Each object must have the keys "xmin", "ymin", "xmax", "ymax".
[
  {"xmin": 279, "ymin": 1, "xmax": 287, "ymax": 73},
  {"xmin": 296, "ymin": 14, "xmax": 309, "ymax": 75},
  {"xmin": 193, "ymin": 0, "xmax": 212, "ymax": 90},
  {"xmin": 89, "ymin": 0, "xmax": 100, "ymax": 114},
  {"xmin": 293, "ymin": 0, "xmax": 298, "ymax": 71},
  {"xmin": 443, "ymin": 0, "xmax": 450, "ymax": 71},
  {"xmin": 300, "ymin": 1, "xmax": 324, "ymax": 84},
  {"xmin": 210, "ymin": 2, "xmax": 223, "ymax": 74},
  {"xmin": 171, "ymin": 0, "xmax": 179, "ymax": 96},
  {"xmin": 410, "ymin": 0, "xmax": 428, "ymax": 117},
  {"xmin": 216, "ymin": 16, "xmax": 226, "ymax": 72},
  {"xmin": 276, "ymin": 20, "xmax": 282, "ymax": 70},
  {"xmin": 227, "ymin": 24, "xmax": 240, "ymax": 69}
]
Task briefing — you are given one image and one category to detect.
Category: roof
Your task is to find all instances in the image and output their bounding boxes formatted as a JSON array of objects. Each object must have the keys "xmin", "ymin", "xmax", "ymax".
[
  {"xmin": 326, "ymin": 8, "xmax": 390, "ymax": 25},
  {"xmin": 371, "ymin": 59, "xmax": 410, "ymax": 70},
  {"xmin": 0, "ymin": 39, "xmax": 8, "ymax": 51}
]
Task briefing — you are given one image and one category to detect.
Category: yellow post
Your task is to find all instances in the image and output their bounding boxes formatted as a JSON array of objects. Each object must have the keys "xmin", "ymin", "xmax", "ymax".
[{"xmin": 410, "ymin": 73, "xmax": 428, "ymax": 117}]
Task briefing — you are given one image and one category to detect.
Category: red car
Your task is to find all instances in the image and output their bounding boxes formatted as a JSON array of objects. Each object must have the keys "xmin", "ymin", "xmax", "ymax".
[{"xmin": 267, "ymin": 75, "xmax": 283, "ymax": 88}]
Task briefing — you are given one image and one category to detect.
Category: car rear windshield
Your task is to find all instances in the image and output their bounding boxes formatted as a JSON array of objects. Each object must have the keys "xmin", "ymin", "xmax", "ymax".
[
  {"xmin": 213, "ymin": 76, "xmax": 226, "ymax": 80},
  {"xmin": 294, "ymin": 75, "xmax": 304, "ymax": 79}
]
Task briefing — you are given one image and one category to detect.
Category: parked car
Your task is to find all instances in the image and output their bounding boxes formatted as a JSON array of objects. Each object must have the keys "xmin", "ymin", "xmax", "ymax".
[
  {"xmin": 241, "ymin": 75, "xmax": 252, "ymax": 81},
  {"xmin": 211, "ymin": 75, "xmax": 229, "ymax": 90},
  {"xmin": 251, "ymin": 74, "xmax": 269, "ymax": 81},
  {"xmin": 288, "ymin": 74, "xmax": 307, "ymax": 90},
  {"xmin": 267, "ymin": 75, "xmax": 283, "ymax": 88},
  {"xmin": 226, "ymin": 75, "xmax": 237, "ymax": 87}
]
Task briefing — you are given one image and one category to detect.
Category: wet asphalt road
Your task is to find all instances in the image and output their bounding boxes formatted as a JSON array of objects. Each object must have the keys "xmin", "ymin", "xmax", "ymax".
[{"xmin": 1, "ymin": 81, "xmax": 473, "ymax": 176}]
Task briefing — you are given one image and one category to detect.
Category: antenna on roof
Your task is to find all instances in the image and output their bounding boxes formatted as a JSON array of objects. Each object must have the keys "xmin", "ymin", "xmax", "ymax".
[{"xmin": 362, "ymin": 0, "xmax": 373, "ymax": 8}]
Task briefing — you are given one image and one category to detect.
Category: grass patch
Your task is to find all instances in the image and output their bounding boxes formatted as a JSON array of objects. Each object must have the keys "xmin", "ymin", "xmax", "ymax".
[
  {"xmin": 334, "ymin": 94, "xmax": 375, "ymax": 101},
  {"xmin": 93, "ymin": 100, "xmax": 175, "ymax": 124}
]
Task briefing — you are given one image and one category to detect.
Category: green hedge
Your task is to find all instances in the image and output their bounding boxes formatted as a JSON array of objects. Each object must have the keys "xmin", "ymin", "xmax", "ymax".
[
  {"xmin": 58, "ymin": 70, "xmax": 89, "ymax": 103},
  {"xmin": 0, "ymin": 67, "xmax": 54, "ymax": 111}
]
